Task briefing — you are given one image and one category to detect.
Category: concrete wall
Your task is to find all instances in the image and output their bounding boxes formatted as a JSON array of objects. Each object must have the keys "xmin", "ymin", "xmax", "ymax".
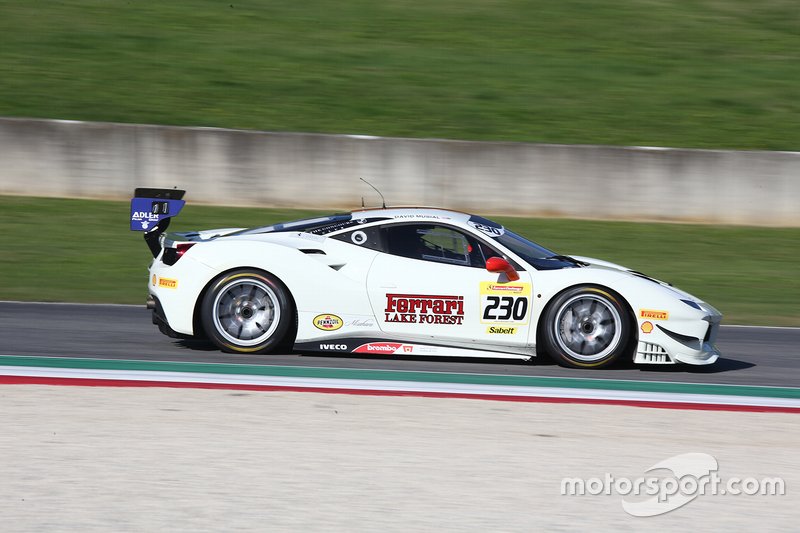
[{"xmin": 1, "ymin": 117, "xmax": 798, "ymax": 225}]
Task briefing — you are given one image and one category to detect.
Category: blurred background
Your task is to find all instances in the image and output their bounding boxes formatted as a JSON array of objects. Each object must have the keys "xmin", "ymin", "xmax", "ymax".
[
  {"xmin": 0, "ymin": 0, "xmax": 798, "ymax": 324},
  {"xmin": 1, "ymin": 0, "xmax": 798, "ymax": 147}
]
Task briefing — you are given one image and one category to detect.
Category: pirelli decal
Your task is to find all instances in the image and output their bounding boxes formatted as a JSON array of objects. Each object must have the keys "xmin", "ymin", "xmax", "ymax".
[
  {"xmin": 640, "ymin": 309, "xmax": 669, "ymax": 320},
  {"xmin": 158, "ymin": 277, "xmax": 178, "ymax": 289},
  {"xmin": 384, "ymin": 294, "xmax": 465, "ymax": 325},
  {"xmin": 480, "ymin": 282, "xmax": 531, "ymax": 326}
]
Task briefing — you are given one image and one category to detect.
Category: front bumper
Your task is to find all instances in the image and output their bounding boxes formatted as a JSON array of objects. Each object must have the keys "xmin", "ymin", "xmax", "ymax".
[{"xmin": 634, "ymin": 307, "xmax": 722, "ymax": 365}]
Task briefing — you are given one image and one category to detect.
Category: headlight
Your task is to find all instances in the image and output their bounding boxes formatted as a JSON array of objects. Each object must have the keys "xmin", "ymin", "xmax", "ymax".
[{"xmin": 681, "ymin": 299, "xmax": 702, "ymax": 310}]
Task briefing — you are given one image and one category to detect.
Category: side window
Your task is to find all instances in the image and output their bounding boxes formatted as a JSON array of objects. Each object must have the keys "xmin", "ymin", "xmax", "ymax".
[
  {"xmin": 384, "ymin": 224, "xmax": 487, "ymax": 268},
  {"xmin": 331, "ymin": 226, "xmax": 383, "ymax": 251}
]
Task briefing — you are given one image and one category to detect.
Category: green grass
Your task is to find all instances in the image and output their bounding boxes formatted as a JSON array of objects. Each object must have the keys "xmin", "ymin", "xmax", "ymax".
[
  {"xmin": 0, "ymin": 1, "xmax": 798, "ymax": 150},
  {"xmin": 1, "ymin": 196, "xmax": 797, "ymax": 326}
]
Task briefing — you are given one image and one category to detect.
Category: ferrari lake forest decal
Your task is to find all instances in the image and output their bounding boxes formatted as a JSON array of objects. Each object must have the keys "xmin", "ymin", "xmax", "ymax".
[{"xmin": 384, "ymin": 294, "xmax": 465, "ymax": 325}]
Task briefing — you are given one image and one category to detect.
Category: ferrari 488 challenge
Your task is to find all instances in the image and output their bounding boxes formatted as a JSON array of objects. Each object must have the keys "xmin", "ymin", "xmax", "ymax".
[{"xmin": 131, "ymin": 188, "xmax": 721, "ymax": 368}]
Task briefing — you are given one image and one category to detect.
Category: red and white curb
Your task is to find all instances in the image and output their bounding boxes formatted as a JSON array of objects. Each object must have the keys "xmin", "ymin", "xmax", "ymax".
[{"xmin": 2, "ymin": 365, "xmax": 799, "ymax": 413}]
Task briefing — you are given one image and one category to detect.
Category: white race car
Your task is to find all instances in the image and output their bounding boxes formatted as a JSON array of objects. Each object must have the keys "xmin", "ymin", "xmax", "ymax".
[{"xmin": 131, "ymin": 188, "xmax": 721, "ymax": 368}]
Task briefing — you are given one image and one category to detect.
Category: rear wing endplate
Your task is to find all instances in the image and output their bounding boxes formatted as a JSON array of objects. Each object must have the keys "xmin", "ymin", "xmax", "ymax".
[{"xmin": 130, "ymin": 188, "xmax": 186, "ymax": 257}]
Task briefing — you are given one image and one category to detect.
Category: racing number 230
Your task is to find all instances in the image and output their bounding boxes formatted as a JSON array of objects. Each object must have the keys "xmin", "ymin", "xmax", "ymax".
[{"xmin": 483, "ymin": 296, "xmax": 528, "ymax": 322}]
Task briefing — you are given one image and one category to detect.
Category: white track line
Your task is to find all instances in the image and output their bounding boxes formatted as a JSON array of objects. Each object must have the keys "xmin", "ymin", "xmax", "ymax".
[{"xmin": 0, "ymin": 300, "xmax": 142, "ymax": 308}]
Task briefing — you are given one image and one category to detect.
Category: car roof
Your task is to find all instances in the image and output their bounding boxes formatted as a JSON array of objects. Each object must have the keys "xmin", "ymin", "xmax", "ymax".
[
  {"xmin": 224, "ymin": 206, "xmax": 501, "ymax": 238},
  {"xmin": 349, "ymin": 206, "xmax": 472, "ymax": 224}
]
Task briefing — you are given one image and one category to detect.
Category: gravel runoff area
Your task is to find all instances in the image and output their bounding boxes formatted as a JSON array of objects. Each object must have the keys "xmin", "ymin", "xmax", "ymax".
[{"xmin": 1, "ymin": 386, "xmax": 797, "ymax": 531}]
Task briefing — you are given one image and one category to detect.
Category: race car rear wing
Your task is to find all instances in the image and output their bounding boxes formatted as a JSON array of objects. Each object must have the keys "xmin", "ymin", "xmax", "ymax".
[{"xmin": 130, "ymin": 188, "xmax": 186, "ymax": 257}]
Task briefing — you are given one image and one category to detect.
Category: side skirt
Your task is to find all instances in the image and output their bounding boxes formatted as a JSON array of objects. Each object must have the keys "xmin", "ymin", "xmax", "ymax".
[{"xmin": 294, "ymin": 338, "xmax": 533, "ymax": 360}]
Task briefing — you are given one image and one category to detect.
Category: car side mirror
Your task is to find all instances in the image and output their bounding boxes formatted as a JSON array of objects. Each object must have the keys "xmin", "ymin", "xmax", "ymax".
[{"xmin": 485, "ymin": 257, "xmax": 520, "ymax": 281}]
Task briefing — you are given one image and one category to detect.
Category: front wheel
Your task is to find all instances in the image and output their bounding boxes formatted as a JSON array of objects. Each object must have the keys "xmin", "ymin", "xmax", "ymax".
[
  {"xmin": 541, "ymin": 286, "xmax": 633, "ymax": 368},
  {"xmin": 201, "ymin": 270, "xmax": 293, "ymax": 354}
]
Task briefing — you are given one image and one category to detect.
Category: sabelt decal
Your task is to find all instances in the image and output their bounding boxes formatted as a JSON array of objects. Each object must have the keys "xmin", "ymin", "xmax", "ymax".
[
  {"xmin": 353, "ymin": 342, "xmax": 404, "ymax": 354},
  {"xmin": 384, "ymin": 294, "xmax": 465, "ymax": 325},
  {"xmin": 480, "ymin": 282, "xmax": 531, "ymax": 325},
  {"xmin": 640, "ymin": 309, "xmax": 669, "ymax": 320},
  {"xmin": 313, "ymin": 314, "xmax": 343, "ymax": 331},
  {"xmin": 487, "ymin": 326, "xmax": 517, "ymax": 334},
  {"xmin": 158, "ymin": 277, "xmax": 178, "ymax": 289},
  {"xmin": 640, "ymin": 321, "xmax": 654, "ymax": 334}
]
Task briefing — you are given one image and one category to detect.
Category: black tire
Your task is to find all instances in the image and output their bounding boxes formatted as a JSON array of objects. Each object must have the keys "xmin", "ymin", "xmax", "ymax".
[
  {"xmin": 541, "ymin": 285, "xmax": 633, "ymax": 369},
  {"xmin": 201, "ymin": 269, "xmax": 293, "ymax": 354}
]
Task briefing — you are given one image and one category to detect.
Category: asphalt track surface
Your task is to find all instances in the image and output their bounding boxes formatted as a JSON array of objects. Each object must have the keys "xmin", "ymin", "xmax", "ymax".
[{"xmin": 1, "ymin": 301, "xmax": 798, "ymax": 388}]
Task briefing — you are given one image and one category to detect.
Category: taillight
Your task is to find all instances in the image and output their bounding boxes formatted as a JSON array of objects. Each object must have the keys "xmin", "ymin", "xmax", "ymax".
[
  {"xmin": 162, "ymin": 243, "xmax": 196, "ymax": 266},
  {"xmin": 176, "ymin": 242, "xmax": 195, "ymax": 258}
]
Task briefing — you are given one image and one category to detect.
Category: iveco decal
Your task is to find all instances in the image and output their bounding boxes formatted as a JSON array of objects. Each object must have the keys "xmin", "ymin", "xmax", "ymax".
[{"xmin": 319, "ymin": 344, "xmax": 348, "ymax": 350}]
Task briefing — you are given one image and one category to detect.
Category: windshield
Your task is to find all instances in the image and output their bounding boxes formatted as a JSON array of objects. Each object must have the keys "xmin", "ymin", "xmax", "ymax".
[
  {"xmin": 496, "ymin": 230, "xmax": 576, "ymax": 270},
  {"xmin": 467, "ymin": 215, "xmax": 578, "ymax": 270}
]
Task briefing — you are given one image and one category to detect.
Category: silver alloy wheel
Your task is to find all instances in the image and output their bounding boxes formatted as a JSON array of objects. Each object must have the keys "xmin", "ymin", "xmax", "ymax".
[
  {"xmin": 212, "ymin": 278, "xmax": 281, "ymax": 347},
  {"xmin": 552, "ymin": 293, "xmax": 623, "ymax": 362}
]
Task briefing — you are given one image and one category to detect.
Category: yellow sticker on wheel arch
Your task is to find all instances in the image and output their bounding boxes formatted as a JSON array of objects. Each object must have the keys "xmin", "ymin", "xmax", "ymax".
[
  {"xmin": 640, "ymin": 309, "xmax": 668, "ymax": 320},
  {"xmin": 158, "ymin": 277, "xmax": 178, "ymax": 289}
]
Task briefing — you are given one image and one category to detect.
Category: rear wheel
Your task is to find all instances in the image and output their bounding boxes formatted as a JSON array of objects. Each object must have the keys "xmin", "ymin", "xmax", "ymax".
[
  {"xmin": 201, "ymin": 270, "xmax": 293, "ymax": 354},
  {"xmin": 541, "ymin": 286, "xmax": 632, "ymax": 368}
]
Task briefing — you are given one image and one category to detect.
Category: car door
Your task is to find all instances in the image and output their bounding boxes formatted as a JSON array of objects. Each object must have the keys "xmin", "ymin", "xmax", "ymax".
[{"xmin": 365, "ymin": 222, "xmax": 534, "ymax": 349}]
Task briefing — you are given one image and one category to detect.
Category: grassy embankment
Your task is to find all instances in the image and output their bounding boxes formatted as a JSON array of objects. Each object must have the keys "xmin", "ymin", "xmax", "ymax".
[
  {"xmin": 1, "ymin": 196, "xmax": 797, "ymax": 326},
  {"xmin": 0, "ymin": 0, "xmax": 798, "ymax": 150}
]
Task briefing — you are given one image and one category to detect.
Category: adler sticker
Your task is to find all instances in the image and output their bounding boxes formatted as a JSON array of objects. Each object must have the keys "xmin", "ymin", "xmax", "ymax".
[
  {"xmin": 158, "ymin": 277, "xmax": 178, "ymax": 289},
  {"xmin": 640, "ymin": 309, "xmax": 669, "ymax": 320},
  {"xmin": 313, "ymin": 314, "xmax": 343, "ymax": 331}
]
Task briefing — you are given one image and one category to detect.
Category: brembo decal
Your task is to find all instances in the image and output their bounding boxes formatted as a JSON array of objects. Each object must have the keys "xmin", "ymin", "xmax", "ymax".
[
  {"xmin": 313, "ymin": 314, "xmax": 344, "ymax": 331},
  {"xmin": 384, "ymin": 294, "xmax": 465, "ymax": 325},
  {"xmin": 480, "ymin": 282, "xmax": 531, "ymax": 325},
  {"xmin": 353, "ymin": 342, "xmax": 404, "ymax": 354}
]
